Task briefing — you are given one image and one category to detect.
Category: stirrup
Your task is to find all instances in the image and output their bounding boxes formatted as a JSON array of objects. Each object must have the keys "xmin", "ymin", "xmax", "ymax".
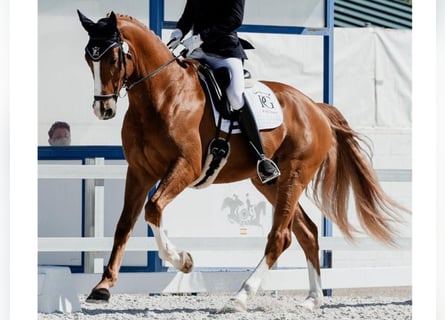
[{"xmin": 257, "ymin": 158, "xmax": 281, "ymax": 184}]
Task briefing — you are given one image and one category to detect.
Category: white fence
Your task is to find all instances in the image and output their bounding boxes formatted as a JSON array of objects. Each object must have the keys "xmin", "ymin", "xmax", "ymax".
[{"xmin": 38, "ymin": 159, "xmax": 411, "ymax": 294}]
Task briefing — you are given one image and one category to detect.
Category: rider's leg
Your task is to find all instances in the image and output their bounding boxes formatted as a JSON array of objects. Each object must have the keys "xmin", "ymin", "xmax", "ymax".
[
  {"xmin": 203, "ymin": 55, "xmax": 280, "ymax": 183},
  {"xmin": 235, "ymin": 95, "xmax": 281, "ymax": 183},
  {"xmin": 225, "ymin": 57, "xmax": 280, "ymax": 183}
]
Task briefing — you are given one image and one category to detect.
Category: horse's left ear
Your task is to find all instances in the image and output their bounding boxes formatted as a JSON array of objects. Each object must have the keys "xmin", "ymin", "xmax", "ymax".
[
  {"xmin": 77, "ymin": 10, "xmax": 95, "ymax": 32},
  {"xmin": 108, "ymin": 11, "xmax": 117, "ymax": 30}
]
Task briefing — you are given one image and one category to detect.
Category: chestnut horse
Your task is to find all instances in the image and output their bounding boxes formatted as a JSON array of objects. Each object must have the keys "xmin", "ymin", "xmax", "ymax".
[{"xmin": 78, "ymin": 11, "xmax": 406, "ymax": 312}]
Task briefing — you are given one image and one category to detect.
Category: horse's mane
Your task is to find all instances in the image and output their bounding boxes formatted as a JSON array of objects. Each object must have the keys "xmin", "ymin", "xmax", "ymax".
[
  {"xmin": 109, "ymin": 13, "xmax": 148, "ymax": 30},
  {"xmin": 108, "ymin": 12, "xmax": 164, "ymax": 45}
]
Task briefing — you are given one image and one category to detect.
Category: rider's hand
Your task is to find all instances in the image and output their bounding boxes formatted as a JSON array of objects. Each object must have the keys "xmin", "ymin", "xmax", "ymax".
[
  {"xmin": 168, "ymin": 29, "xmax": 183, "ymax": 50},
  {"xmin": 182, "ymin": 34, "xmax": 203, "ymax": 57}
]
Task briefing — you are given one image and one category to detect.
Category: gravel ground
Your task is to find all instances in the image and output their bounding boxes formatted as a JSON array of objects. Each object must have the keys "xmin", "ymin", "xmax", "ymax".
[{"xmin": 38, "ymin": 287, "xmax": 411, "ymax": 320}]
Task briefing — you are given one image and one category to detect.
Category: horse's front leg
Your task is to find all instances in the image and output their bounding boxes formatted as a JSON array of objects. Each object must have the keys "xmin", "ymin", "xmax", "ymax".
[
  {"xmin": 147, "ymin": 222, "xmax": 193, "ymax": 273},
  {"xmin": 86, "ymin": 167, "xmax": 153, "ymax": 303},
  {"xmin": 145, "ymin": 156, "xmax": 200, "ymax": 273}
]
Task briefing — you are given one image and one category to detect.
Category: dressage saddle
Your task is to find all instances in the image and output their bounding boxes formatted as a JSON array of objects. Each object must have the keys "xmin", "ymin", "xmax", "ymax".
[{"xmin": 197, "ymin": 62, "xmax": 251, "ymax": 120}]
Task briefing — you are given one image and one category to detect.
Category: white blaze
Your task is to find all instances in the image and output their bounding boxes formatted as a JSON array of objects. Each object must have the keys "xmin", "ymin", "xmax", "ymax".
[
  {"xmin": 91, "ymin": 61, "xmax": 117, "ymax": 120},
  {"xmin": 93, "ymin": 61, "xmax": 101, "ymax": 96}
]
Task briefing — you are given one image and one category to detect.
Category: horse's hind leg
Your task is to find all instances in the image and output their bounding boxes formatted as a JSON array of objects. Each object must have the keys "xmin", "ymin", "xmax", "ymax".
[
  {"xmin": 220, "ymin": 166, "xmax": 305, "ymax": 312},
  {"xmin": 292, "ymin": 203, "xmax": 323, "ymax": 311},
  {"xmin": 234, "ymin": 184, "xmax": 323, "ymax": 311}
]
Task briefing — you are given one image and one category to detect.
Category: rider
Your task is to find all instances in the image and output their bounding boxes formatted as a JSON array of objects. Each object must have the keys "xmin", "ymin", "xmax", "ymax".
[{"xmin": 168, "ymin": 0, "xmax": 280, "ymax": 184}]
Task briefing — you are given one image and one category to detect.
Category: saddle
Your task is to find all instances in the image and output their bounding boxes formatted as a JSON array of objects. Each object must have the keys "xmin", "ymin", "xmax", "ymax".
[
  {"xmin": 197, "ymin": 63, "xmax": 235, "ymax": 120},
  {"xmin": 197, "ymin": 62, "xmax": 254, "ymax": 118},
  {"xmin": 192, "ymin": 62, "xmax": 236, "ymax": 189},
  {"xmin": 192, "ymin": 62, "xmax": 282, "ymax": 189}
]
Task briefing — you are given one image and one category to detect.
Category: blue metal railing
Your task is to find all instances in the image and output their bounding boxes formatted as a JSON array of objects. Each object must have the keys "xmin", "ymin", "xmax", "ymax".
[{"xmin": 38, "ymin": 145, "xmax": 162, "ymax": 273}]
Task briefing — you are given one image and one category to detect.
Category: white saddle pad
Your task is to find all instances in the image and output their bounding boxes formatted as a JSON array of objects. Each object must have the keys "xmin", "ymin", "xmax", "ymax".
[{"xmin": 213, "ymin": 81, "xmax": 283, "ymax": 133}]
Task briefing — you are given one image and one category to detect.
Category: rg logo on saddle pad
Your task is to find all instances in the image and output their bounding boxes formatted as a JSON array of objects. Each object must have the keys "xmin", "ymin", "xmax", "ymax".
[
  {"xmin": 197, "ymin": 64, "xmax": 283, "ymax": 133},
  {"xmin": 256, "ymin": 90, "xmax": 276, "ymax": 109}
]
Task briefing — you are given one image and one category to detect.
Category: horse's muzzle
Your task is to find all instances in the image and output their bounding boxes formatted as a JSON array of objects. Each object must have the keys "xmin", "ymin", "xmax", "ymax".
[{"xmin": 93, "ymin": 97, "xmax": 117, "ymax": 120}]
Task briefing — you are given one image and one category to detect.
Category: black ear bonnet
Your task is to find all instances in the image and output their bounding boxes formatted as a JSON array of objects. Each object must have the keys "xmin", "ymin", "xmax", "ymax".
[{"xmin": 78, "ymin": 10, "xmax": 121, "ymax": 61}]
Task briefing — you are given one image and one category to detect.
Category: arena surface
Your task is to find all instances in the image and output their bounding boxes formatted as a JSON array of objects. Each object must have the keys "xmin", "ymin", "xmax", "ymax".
[{"xmin": 38, "ymin": 287, "xmax": 411, "ymax": 320}]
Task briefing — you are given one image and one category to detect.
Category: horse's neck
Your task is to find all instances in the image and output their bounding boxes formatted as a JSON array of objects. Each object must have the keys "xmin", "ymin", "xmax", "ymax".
[
  {"xmin": 120, "ymin": 20, "xmax": 172, "ymax": 81},
  {"xmin": 134, "ymin": 38, "xmax": 171, "ymax": 79},
  {"xmin": 124, "ymin": 34, "xmax": 175, "ymax": 111},
  {"xmin": 121, "ymin": 20, "xmax": 199, "ymax": 119}
]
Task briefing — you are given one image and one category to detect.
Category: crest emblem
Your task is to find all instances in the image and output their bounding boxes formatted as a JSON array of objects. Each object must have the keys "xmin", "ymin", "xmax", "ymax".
[{"xmin": 91, "ymin": 46, "xmax": 101, "ymax": 58}]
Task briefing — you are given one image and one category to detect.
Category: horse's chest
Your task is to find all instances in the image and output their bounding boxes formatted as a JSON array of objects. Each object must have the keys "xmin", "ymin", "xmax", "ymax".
[
  {"xmin": 122, "ymin": 111, "xmax": 181, "ymax": 174},
  {"xmin": 122, "ymin": 127, "xmax": 173, "ymax": 172}
]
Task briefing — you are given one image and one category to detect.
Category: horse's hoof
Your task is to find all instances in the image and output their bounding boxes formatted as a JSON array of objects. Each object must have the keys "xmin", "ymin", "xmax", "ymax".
[
  {"xmin": 217, "ymin": 298, "xmax": 247, "ymax": 313},
  {"xmin": 85, "ymin": 288, "xmax": 110, "ymax": 304},
  {"xmin": 300, "ymin": 295, "xmax": 322, "ymax": 312},
  {"xmin": 179, "ymin": 251, "xmax": 193, "ymax": 273}
]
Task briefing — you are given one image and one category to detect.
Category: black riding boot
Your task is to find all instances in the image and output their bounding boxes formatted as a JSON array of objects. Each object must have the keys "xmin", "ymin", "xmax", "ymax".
[{"xmin": 236, "ymin": 97, "xmax": 280, "ymax": 184}]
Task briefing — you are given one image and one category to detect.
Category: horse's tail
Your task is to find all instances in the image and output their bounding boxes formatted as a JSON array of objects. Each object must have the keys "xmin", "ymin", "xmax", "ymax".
[{"xmin": 312, "ymin": 103, "xmax": 408, "ymax": 244}]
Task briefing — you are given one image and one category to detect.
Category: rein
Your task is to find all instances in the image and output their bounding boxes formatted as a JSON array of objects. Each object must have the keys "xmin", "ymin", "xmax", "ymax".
[{"xmin": 125, "ymin": 54, "xmax": 181, "ymax": 92}]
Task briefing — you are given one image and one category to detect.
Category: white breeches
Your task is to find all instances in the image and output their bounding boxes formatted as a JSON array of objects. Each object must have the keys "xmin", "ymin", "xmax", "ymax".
[{"xmin": 190, "ymin": 50, "xmax": 245, "ymax": 110}]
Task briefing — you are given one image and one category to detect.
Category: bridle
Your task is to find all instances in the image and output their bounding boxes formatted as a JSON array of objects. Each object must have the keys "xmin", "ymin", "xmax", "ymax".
[
  {"xmin": 88, "ymin": 34, "xmax": 129, "ymax": 102},
  {"xmin": 89, "ymin": 31, "xmax": 183, "ymax": 102}
]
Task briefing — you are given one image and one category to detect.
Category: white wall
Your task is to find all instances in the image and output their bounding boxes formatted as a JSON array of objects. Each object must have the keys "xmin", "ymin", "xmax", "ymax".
[
  {"xmin": 38, "ymin": 0, "xmax": 411, "ymax": 145},
  {"xmin": 38, "ymin": 0, "xmax": 411, "ymax": 270}
]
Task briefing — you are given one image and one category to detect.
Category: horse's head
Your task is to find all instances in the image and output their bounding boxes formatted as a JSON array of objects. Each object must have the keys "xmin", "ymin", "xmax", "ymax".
[{"xmin": 78, "ymin": 10, "xmax": 131, "ymax": 120}]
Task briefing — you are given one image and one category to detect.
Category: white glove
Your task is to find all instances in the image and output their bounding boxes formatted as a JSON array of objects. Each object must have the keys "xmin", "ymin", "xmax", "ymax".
[
  {"xmin": 181, "ymin": 34, "xmax": 203, "ymax": 57},
  {"xmin": 168, "ymin": 28, "xmax": 183, "ymax": 50}
]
